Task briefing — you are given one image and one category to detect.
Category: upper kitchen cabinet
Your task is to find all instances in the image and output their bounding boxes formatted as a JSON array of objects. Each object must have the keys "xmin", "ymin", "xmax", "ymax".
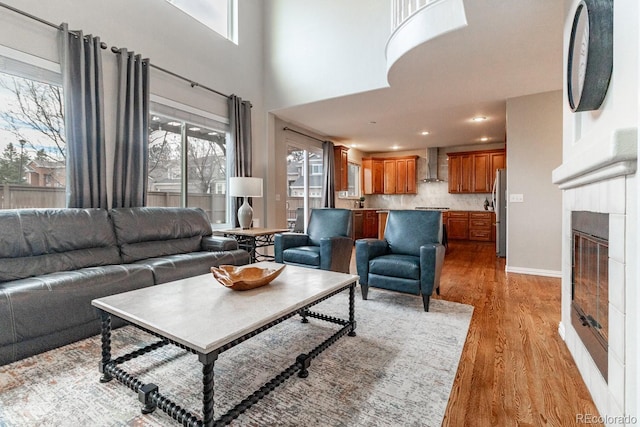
[
  {"xmin": 362, "ymin": 158, "xmax": 384, "ymax": 194},
  {"xmin": 333, "ymin": 145, "xmax": 349, "ymax": 191},
  {"xmin": 448, "ymin": 149, "xmax": 505, "ymax": 193},
  {"xmin": 363, "ymin": 156, "xmax": 418, "ymax": 195}
]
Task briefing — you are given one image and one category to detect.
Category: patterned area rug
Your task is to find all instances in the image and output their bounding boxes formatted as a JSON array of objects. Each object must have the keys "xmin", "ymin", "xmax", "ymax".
[{"xmin": 0, "ymin": 290, "xmax": 473, "ymax": 427}]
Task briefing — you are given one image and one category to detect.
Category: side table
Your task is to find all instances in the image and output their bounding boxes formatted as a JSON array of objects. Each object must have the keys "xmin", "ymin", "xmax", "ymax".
[{"xmin": 217, "ymin": 227, "xmax": 290, "ymax": 263}]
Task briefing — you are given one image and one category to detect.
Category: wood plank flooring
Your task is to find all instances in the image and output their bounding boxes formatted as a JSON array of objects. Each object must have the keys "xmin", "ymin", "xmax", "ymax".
[
  {"xmin": 349, "ymin": 240, "xmax": 601, "ymax": 425},
  {"xmin": 437, "ymin": 241, "xmax": 602, "ymax": 426}
]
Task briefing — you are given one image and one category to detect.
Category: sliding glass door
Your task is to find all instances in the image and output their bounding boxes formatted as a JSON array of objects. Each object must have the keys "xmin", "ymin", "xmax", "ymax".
[{"xmin": 286, "ymin": 144, "xmax": 323, "ymax": 231}]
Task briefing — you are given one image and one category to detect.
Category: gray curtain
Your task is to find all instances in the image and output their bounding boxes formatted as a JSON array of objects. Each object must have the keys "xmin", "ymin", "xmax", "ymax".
[
  {"xmin": 112, "ymin": 49, "xmax": 150, "ymax": 208},
  {"xmin": 59, "ymin": 23, "xmax": 107, "ymax": 208},
  {"xmin": 228, "ymin": 95, "xmax": 253, "ymax": 227},
  {"xmin": 322, "ymin": 140, "xmax": 335, "ymax": 208}
]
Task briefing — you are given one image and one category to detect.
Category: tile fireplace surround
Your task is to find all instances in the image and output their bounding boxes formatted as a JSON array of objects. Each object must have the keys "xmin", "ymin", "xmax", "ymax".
[{"xmin": 553, "ymin": 128, "xmax": 637, "ymax": 420}]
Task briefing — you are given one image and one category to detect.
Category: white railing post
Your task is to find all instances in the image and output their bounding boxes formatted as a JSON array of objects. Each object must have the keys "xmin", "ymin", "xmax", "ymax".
[{"xmin": 392, "ymin": 0, "xmax": 437, "ymax": 32}]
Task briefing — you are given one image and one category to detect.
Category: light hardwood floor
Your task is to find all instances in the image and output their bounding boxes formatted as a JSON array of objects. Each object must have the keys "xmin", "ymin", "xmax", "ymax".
[{"xmin": 351, "ymin": 240, "xmax": 602, "ymax": 426}]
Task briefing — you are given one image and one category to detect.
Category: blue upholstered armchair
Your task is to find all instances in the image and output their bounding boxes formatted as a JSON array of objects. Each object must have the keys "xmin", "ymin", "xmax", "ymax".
[
  {"xmin": 355, "ymin": 210, "xmax": 445, "ymax": 311},
  {"xmin": 275, "ymin": 208, "xmax": 353, "ymax": 273}
]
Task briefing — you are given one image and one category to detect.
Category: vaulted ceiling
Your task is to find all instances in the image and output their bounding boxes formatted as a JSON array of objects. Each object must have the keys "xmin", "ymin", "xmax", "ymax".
[{"xmin": 273, "ymin": 1, "xmax": 565, "ymax": 153}]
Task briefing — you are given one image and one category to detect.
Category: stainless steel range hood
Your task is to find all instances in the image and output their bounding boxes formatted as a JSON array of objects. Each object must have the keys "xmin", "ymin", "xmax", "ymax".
[{"xmin": 422, "ymin": 147, "xmax": 442, "ymax": 182}]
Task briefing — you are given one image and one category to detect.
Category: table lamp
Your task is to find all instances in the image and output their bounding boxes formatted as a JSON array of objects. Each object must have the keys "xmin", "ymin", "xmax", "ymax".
[{"xmin": 229, "ymin": 177, "xmax": 263, "ymax": 229}]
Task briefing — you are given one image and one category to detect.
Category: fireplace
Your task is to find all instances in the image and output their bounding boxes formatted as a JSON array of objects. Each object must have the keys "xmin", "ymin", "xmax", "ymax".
[{"xmin": 571, "ymin": 211, "xmax": 609, "ymax": 381}]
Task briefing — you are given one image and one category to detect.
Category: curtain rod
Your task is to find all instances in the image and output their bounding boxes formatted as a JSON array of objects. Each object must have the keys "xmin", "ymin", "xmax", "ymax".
[
  {"xmin": 283, "ymin": 127, "xmax": 327, "ymax": 143},
  {"xmin": 0, "ymin": 2, "xmax": 231, "ymax": 100},
  {"xmin": 110, "ymin": 46, "xmax": 229, "ymax": 100},
  {"xmin": 0, "ymin": 2, "xmax": 107, "ymax": 49}
]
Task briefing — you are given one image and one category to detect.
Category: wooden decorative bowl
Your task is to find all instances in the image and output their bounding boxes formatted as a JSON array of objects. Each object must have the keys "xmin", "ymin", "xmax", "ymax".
[{"xmin": 211, "ymin": 264, "xmax": 286, "ymax": 291}]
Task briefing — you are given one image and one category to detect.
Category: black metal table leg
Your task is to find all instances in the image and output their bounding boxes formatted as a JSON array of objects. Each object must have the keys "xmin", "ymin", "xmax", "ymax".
[
  {"xmin": 199, "ymin": 351, "xmax": 218, "ymax": 427},
  {"xmin": 99, "ymin": 310, "xmax": 113, "ymax": 383},
  {"xmin": 348, "ymin": 283, "xmax": 357, "ymax": 337}
]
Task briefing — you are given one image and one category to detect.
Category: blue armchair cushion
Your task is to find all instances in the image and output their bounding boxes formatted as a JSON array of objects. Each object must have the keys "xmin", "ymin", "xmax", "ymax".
[
  {"xmin": 282, "ymin": 246, "xmax": 321, "ymax": 267},
  {"xmin": 369, "ymin": 254, "xmax": 420, "ymax": 280}
]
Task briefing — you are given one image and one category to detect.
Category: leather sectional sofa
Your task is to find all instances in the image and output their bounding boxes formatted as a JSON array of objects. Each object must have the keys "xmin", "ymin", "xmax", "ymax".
[{"xmin": 0, "ymin": 207, "xmax": 250, "ymax": 366}]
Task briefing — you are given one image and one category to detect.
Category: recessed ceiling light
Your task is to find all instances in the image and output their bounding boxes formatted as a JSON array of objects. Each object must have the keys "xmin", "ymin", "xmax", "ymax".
[
  {"xmin": 480, "ymin": 137, "xmax": 489, "ymax": 142},
  {"xmin": 189, "ymin": 127, "xmax": 201, "ymax": 131},
  {"xmin": 472, "ymin": 116, "xmax": 487, "ymax": 122},
  {"xmin": 152, "ymin": 116, "xmax": 161, "ymax": 121},
  {"xmin": 421, "ymin": 131, "xmax": 430, "ymax": 136},
  {"xmin": 391, "ymin": 145, "xmax": 400, "ymax": 150},
  {"xmin": 351, "ymin": 143, "xmax": 358, "ymax": 148},
  {"xmin": 208, "ymin": 131, "xmax": 218, "ymax": 135},
  {"xmin": 167, "ymin": 121, "xmax": 181, "ymax": 126}
]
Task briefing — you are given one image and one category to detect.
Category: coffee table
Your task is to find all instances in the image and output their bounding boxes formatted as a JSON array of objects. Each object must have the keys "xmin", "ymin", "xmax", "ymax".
[{"xmin": 92, "ymin": 262, "xmax": 358, "ymax": 427}]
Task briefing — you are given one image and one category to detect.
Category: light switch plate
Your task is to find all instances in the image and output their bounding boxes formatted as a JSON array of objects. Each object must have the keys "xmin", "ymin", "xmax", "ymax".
[{"xmin": 510, "ymin": 193, "xmax": 524, "ymax": 203}]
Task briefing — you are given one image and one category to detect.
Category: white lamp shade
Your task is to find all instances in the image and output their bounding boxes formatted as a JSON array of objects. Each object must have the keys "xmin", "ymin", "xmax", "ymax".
[{"xmin": 229, "ymin": 177, "xmax": 263, "ymax": 197}]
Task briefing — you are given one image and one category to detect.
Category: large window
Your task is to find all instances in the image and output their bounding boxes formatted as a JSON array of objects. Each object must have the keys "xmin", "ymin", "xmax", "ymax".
[
  {"xmin": 147, "ymin": 100, "xmax": 230, "ymax": 225},
  {"xmin": 165, "ymin": 0, "xmax": 237, "ymax": 43},
  {"xmin": 0, "ymin": 50, "xmax": 65, "ymax": 209}
]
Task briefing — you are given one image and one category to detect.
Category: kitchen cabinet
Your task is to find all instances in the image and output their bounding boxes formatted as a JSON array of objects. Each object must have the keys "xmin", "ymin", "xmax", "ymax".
[
  {"xmin": 383, "ymin": 160, "xmax": 396, "ymax": 194},
  {"xmin": 363, "ymin": 156, "xmax": 418, "ymax": 195},
  {"xmin": 448, "ymin": 149, "xmax": 505, "ymax": 194},
  {"xmin": 448, "ymin": 153, "xmax": 473, "ymax": 193},
  {"xmin": 352, "ymin": 210, "xmax": 364, "ymax": 240},
  {"xmin": 489, "ymin": 151, "xmax": 505, "ymax": 187},
  {"xmin": 447, "ymin": 211, "xmax": 469, "ymax": 240},
  {"xmin": 447, "ymin": 210, "xmax": 496, "ymax": 241},
  {"xmin": 469, "ymin": 212, "xmax": 495, "ymax": 241},
  {"xmin": 352, "ymin": 209, "xmax": 378, "ymax": 240},
  {"xmin": 362, "ymin": 158, "xmax": 384, "ymax": 195},
  {"xmin": 333, "ymin": 145, "xmax": 349, "ymax": 192},
  {"xmin": 364, "ymin": 210, "xmax": 378, "ymax": 237}
]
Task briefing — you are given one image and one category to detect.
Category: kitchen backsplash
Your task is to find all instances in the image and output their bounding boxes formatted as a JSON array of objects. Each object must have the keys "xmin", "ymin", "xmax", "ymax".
[{"xmin": 355, "ymin": 184, "xmax": 491, "ymax": 211}]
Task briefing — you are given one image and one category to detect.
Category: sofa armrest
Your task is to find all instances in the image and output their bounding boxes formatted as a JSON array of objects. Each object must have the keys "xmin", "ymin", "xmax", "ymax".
[
  {"xmin": 355, "ymin": 239, "xmax": 388, "ymax": 285},
  {"xmin": 274, "ymin": 233, "xmax": 310, "ymax": 263},
  {"xmin": 201, "ymin": 236, "xmax": 239, "ymax": 252},
  {"xmin": 419, "ymin": 243, "xmax": 446, "ymax": 295},
  {"xmin": 318, "ymin": 236, "xmax": 354, "ymax": 273}
]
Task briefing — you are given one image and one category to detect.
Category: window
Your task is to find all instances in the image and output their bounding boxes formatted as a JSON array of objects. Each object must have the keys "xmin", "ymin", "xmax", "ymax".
[
  {"xmin": 147, "ymin": 100, "xmax": 230, "ymax": 225},
  {"xmin": 285, "ymin": 145, "xmax": 323, "ymax": 231},
  {"xmin": 165, "ymin": 0, "xmax": 237, "ymax": 43},
  {"xmin": 347, "ymin": 162, "xmax": 361, "ymax": 197},
  {"xmin": 0, "ymin": 49, "xmax": 65, "ymax": 209}
]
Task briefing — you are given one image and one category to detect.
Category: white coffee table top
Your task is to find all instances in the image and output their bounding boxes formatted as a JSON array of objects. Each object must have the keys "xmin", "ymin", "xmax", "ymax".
[{"xmin": 92, "ymin": 262, "xmax": 359, "ymax": 354}]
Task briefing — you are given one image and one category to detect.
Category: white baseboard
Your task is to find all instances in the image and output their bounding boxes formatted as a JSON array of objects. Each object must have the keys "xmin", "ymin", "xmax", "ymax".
[
  {"xmin": 504, "ymin": 265, "xmax": 562, "ymax": 278},
  {"xmin": 558, "ymin": 321, "xmax": 565, "ymax": 340}
]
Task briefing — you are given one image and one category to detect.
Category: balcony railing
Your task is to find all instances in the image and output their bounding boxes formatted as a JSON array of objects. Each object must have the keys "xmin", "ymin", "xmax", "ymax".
[{"xmin": 392, "ymin": 0, "xmax": 439, "ymax": 30}]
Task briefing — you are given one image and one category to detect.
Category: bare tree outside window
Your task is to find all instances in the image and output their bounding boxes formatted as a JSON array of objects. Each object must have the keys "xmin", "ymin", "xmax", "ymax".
[
  {"xmin": 147, "ymin": 113, "xmax": 228, "ymax": 223},
  {"xmin": 0, "ymin": 71, "xmax": 66, "ymax": 208}
]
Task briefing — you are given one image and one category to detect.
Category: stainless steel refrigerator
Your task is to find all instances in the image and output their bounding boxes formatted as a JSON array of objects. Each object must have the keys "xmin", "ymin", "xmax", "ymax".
[{"xmin": 492, "ymin": 168, "xmax": 507, "ymax": 257}]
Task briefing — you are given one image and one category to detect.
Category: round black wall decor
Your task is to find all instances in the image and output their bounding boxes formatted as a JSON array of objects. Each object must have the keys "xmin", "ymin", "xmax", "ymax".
[{"xmin": 567, "ymin": 0, "xmax": 613, "ymax": 112}]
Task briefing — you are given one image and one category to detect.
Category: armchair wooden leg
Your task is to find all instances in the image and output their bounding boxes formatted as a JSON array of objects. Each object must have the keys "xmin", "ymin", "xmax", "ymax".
[
  {"xmin": 360, "ymin": 283, "xmax": 369, "ymax": 300},
  {"xmin": 421, "ymin": 294, "xmax": 430, "ymax": 312},
  {"xmin": 436, "ymin": 286, "xmax": 440, "ymax": 296}
]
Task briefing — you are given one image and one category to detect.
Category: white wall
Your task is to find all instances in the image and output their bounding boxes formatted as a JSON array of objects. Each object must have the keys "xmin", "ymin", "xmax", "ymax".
[
  {"xmin": 505, "ymin": 90, "xmax": 563, "ymax": 276},
  {"xmin": 0, "ymin": 0, "xmax": 267, "ymax": 216},
  {"xmin": 263, "ymin": 0, "xmax": 390, "ymax": 111}
]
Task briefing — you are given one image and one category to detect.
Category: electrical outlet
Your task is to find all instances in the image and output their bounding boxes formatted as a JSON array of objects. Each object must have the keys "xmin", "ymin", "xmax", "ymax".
[{"xmin": 510, "ymin": 193, "xmax": 524, "ymax": 203}]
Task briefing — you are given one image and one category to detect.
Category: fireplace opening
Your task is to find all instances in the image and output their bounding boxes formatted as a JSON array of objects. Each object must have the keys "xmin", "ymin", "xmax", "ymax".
[{"xmin": 571, "ymin": 211, "xmax": 608, "ymax": 382}]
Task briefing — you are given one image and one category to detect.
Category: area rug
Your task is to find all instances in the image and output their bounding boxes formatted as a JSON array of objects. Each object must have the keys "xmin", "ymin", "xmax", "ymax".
[{"xmin": 0, "ymin": 290, "xmax": 473, "ymax": 427}]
